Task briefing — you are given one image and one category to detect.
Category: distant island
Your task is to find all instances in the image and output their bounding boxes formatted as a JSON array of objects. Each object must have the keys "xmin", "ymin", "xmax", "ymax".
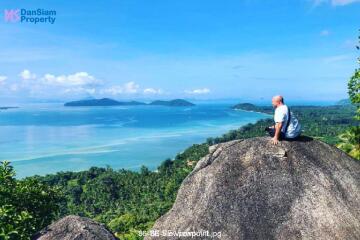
[
  {"xmin": 64, "ymin": 98, "xmax": 145, "ymax": 107},
  {"xmin": 0, "ymin": 106, "xmax": 18, "ymax": 110},
  {"xmin": 148, "ymin": 99, "xmax": 195, "ymax": 107},
  {"xmin": 64, "ymin": 98, "xmax": 195, "ymax": 107},
  {"xmin": 232, "ymin": 103, "xmax": 273, "ymax": 114}
]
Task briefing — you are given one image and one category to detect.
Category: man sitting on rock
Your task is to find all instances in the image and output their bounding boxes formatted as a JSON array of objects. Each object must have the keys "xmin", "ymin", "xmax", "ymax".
[{"xmin": 265, "ymin": 95, "xmax": 301, "ymax": 145}]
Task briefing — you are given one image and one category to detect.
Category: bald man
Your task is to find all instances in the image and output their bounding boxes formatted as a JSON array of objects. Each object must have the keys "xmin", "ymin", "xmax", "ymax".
[{"xmin": 265, "ymin": 95, "xmax": 302, "ymax": 145}]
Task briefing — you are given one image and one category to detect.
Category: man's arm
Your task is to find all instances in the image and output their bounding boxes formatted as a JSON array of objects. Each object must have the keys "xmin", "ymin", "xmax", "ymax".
[{"xmin": 272, "ymin": 122, "xmax": 283, "ymax": 145}]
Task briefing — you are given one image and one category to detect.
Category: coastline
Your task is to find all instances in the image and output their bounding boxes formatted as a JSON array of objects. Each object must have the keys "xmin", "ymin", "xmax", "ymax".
[{"xmin": 233, "ymin": 108, "xmax": 272, "ymax": 116}]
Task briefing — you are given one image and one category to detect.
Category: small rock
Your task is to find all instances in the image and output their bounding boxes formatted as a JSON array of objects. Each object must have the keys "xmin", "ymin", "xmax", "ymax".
[{"xmin": 33, "ymin": 215, "xmax": 117, "ymax": 240}]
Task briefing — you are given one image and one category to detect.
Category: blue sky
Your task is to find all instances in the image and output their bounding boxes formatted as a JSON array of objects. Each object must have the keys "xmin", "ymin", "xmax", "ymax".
[{"xmin": 0, "ymin": 0, "xmax": 359, "ymax": 103}]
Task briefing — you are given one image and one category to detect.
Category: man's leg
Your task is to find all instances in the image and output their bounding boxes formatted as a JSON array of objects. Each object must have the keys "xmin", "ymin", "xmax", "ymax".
[
  {"xmin": 279, "ymin": 132, "xmax": 285, "ymax": 140},
  {"xmin": 265, "ymin": 127, "xmax": 285, "ymax": 140},
  {"xmin": 265, "ymin": 127, "xmax": 276, "ymax": 137}
]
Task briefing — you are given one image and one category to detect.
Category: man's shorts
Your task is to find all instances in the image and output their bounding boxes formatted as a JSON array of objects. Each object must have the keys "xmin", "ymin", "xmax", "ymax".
[{"xmin": 265, "ymin": 127, "xmax": 286, "ymax": 140}]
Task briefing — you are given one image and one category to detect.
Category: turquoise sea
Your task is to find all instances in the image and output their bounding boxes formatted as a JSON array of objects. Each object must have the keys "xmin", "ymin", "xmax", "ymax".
[{"xmin": 0, "ymin": 101, "xmax": 269, "ymax": 178}]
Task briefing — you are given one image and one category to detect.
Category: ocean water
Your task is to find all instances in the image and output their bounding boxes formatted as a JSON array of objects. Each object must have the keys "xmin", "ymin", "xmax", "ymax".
[{"xmin": 0, "ymin": 102, "xmax": 269, "ymax": 178}]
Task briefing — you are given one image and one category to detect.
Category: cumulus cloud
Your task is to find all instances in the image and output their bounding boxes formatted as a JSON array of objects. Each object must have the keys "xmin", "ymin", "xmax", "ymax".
[
  {"xmin": 4, "ymin": 69, "xmax": 168, "ymax": 98},
  {"xmin": 99, "ymin": 81, "xmax": 140, "ymax": 96},
  {"xmin": 123, "ymin": 81, "xmax": 139, "ymax": 93},
  {"xmin": 185, "ymin": 88, "xmax": 211, "ymax": 94},
  {"xmin": 100, "ymin": 85, "xmax": 123, "ymax": 95},
  {"xmin": 42, "ymin": 72, "xmax": 101, "ymax": 86},
  {"xmin": 63, "ymin": 87, "xmax": 96, "ymax": 95},
  {"xmin": 9, "ymin": 70, "xmax": 104, "ymax": 98},
  {"xmin": 99, "ymin": 82, "xmax": 164, "ymax": 96},
  {"xmin": 143, "ymin": 88, "xmax": 163, "ymax": 94},
  {"xmin": 0, "ymin": 75, "xmax": 7, "ymax": 83},
  {"xmin": 19, "ymin": 69, "xmax": 36, "ymax": 80}
]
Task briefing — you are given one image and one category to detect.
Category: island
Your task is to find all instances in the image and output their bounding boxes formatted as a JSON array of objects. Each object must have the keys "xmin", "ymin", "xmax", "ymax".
[
  {"xmin": 64, "ymin": 98, "xmax": 146, "ymax": 107},
  {"xmin": 64, "ymin": 98, "xmax": 195, "ymax": 107},
  {"xmin": 148, "ymin": 99, "xmax": 195, "ymax": 107},
  {"xmin": 231, "ymin": 103, "xmax": 273, "ymax": 114}
]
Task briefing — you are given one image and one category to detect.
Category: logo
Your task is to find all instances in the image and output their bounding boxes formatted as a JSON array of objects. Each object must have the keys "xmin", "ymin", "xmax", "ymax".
[
  {"xmin": 4, "ymin": 9, "xmax": 20, "ymax": 22},
  {"xmin": 4, "ymin": 8, "xmax": 56, "ymax": 24}
]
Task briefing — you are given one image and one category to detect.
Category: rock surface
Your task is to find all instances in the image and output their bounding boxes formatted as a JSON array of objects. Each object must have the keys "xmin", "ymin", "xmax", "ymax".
[
  {"xmin": 146, "ymin": 136, "xmax": 360, "ymax": 240},
  {"xmin": 33, "ymin": 215, "xmax": 117, "ymax": 240}
]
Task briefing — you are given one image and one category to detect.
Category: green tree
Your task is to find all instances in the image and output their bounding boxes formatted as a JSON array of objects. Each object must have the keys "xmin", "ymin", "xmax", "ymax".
[
  {"xmin": 337, "ymin": 127, "xmax": 360, "ymax": 159},
  {"xmin": 337, "ymin": 30, "xmax": 360, "ymax": 160},
  {"xmin": 108, "ymin": 213, "xmax": 137, "ymax": 233},
  {"xmin": 0, "ymin": 161, "xmax": 63, "ymax": 239}
]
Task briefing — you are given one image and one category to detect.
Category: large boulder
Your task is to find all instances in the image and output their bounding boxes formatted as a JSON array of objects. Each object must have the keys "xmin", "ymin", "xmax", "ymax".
[
  {"xmin": 33, "ymin": 215, "xmax": 117, "ymax": 240},
  {"xmin": 145, "ymin": 136, "xmax": 360, "ymax": 240}
]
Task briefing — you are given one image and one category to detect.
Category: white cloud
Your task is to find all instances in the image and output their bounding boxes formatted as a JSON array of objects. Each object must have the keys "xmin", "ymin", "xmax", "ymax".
[
  {"xmin": 0, "ymin": 75, "xmax": 7, "ymax": 83},
  {"xmin": 123, "ymin": 81, "xmax": 139, "ymax": 93},
  {"xmin": 100, "ymin": 85, "xmax": 123, "ymax": 95},
  {"xmin": 63, "ymin": 87, "xmax": 96, "ymax": 95},
  {"xmin": 100, "ymin": 82, "xmax": 164, "ymax": 96},
  {"xmin": 100, "ymin": 81, "xmax": 140, "ymax": 95},
  {"xmin": 185, "ymin": 88, "xmax": 211, "ymax": 94},
  {"xmin": 143, "ymin": 88, "xmax": 163, "ymax": 94},
  {"xmin": 312, "ymin": 0, "xmax": 360, "ymax": 6},
  {"xmin": 320, "ymin": 30, "xmax": 330, "ymax": 36},
  {"xmin": 19, "ymin": 69, "xmax": 36, "ymax": 80},
  {"xmin": 42, "ymin": 72, "xmax": 101, "ymax": 86},
  {"xmin": 8, "ymin": 70, "xmax": 103, "ymax": 98}
]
